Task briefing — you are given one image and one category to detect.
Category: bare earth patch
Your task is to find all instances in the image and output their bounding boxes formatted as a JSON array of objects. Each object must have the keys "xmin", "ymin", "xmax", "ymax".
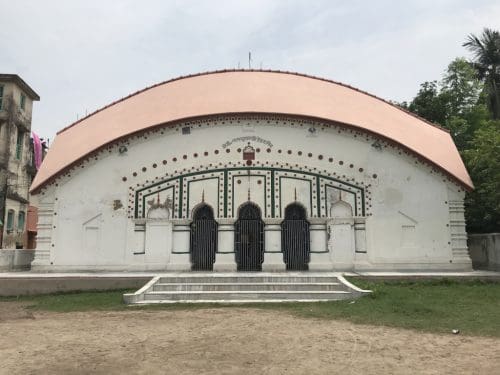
[{"xmin": 0, "ymin": 303, "xmax": 499, "ymax": 375}]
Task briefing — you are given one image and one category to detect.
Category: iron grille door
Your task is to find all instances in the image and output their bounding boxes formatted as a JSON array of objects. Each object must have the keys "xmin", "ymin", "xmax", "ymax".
[
  {"xmin": 281, "ymin": 203, "xmax": 310, "ymax": 270},
  {"xmin": 235, "ymin": 202, "xmax": 264, "ymax": 271},
  {"xmin": 190, "ymin": 204, "xmax": 218, "ymax": 271}
]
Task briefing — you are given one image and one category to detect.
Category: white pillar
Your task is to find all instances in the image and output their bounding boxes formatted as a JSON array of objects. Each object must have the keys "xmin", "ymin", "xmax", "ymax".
[
  {"xmin": 328, "ymin": 218, "xmax": 355, "ymax": 271},
  {"xmin": 167, "ymin": 223, "xmax": 191, "ymax": 271},
  {"xmin": 145, "ymin": 220, "xmax": 172, "ymax": 266},
  {"xmin": 262, "ymin": 223, "xmax": 286, "ymax": 271},
  {"xmin": 354, "ymin": 219, "xmax": 367, "ymax": 253},
  {"xmin": 449, "ymin": 200, "xmax": 472, "ymax": 269},
  {"xmin": 309, "ymin": 222, "xmax": 333, "ymax": 271},
  {"xmin": 214, "ymin": 223, "xmax": 237, "ymax": 272},
  {"xmin": 31, "ymin": 200, "xmax": 55, "ymax": 270}
]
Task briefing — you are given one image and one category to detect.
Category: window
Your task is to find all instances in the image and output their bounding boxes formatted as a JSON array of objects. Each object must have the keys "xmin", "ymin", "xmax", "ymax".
[
  {"xmin": 20, "ymin": 93, "xmax": 26, "ymax": 110},
  {"xmin": 6, "ymin": 210, "xmax": 15, "ymax": 232},
  {"xmin": 0, "ymin": 85, "xmax": 3, "ymax": 110},
  {"xmin": 16, "ymin": 130, "xmax": 23, "ymax": 160},
  {"xmin": 18, "ymin": 211, "xmax": 25, "ymax": 232}
]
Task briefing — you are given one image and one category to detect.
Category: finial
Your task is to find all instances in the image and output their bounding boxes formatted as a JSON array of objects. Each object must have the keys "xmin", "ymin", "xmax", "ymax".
[
  {"xmin": 156, "ymin": 192, "xmax": 160, "ymax": 204},
  {"xmin": 201, "ymin": 189, "xmax": 205, "ymax": 203},
  {"xmin": 248, "ymin": 188, "xmax": 251, "ymax": 201},
  {"xmin": 294, "ymin": 188, "xmax": 297, "ymax": 201}
]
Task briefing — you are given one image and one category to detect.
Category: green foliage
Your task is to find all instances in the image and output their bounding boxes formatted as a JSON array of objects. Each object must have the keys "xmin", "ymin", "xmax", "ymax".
[
  {"xmin": 463, "ymin": 120, "xmax": 500, "ymax": 232},
  {"xmin": 406, "ymin": 31, "xmax": 500, "ymax": 232},
  {"xmin": 409, "ymin": 58, "xmax": 486, "ymax": 149},
  {"xmin": 441, "ymin": 58, "xmax": 483, "ymax": 116},
  {"xmin": 463, "ymin": 28, "xmax": 500, "ymax": 119},
  {"xmin": 408, "ymin": 81, "xmax": 448, "ymax": 125},
  {"xmin": 258, "ymin": 279, "xmax": 500, "ymax": 337}
]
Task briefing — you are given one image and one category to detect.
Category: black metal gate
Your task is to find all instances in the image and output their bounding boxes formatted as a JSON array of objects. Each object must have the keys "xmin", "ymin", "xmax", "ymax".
[
  {"xmin": 281, "ymin": 203, "xmax": 310, "ymax": 270},
  {"xmin": 190, "ymin": 204, "xmax": 218, "ymax": 271},
  {"xmin": 235, "ymin": 202, "xmax": 264, "ymax": 271}
]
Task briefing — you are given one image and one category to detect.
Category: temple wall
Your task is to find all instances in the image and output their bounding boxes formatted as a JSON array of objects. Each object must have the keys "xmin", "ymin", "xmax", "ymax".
[{"xmin": 31, "ymin": 116, "xmax": 471, "ymax": 271}]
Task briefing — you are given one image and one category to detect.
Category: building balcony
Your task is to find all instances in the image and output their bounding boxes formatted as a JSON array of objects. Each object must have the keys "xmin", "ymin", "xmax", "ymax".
[{"xmin": 6, "ymin": 188, "xmax": 29, "ymax": 204}]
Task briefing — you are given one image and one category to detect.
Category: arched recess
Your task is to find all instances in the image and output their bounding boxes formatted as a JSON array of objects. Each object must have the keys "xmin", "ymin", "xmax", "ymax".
[
  {"xmin": 190, "ymin": 203, "xmax": 218, "ymax": 271},
  {"xmin": 330, "ymin": 200, "xmax": 353, "ymax": 218},
  {"xmin": 281, "ymin": 203, "xmax": 310, "ymax": 270},
  {"xmin": 235, "ymin": 202, "xmax": 264, "ymax": 271}
]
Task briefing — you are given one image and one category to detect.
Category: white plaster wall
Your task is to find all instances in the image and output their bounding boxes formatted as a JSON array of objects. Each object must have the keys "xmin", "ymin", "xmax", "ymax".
[{"xmin": 32, "ymin": 116, "xmax": 470, "ymax": 271}]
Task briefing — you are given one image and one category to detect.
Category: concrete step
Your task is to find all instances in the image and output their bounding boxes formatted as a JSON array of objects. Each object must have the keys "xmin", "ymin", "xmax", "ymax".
[
  {"xmin": 152, "ymin": 282, "xmax": 345, "ymax": 292},
  {"xmin": 157, "ymin": 276, "xmax": 341, "ymax": 284},
  {"xmin": 143, "ymin": 290, "xmax": 352, "ymax": 301},
  {"xmin": 123, "ymin": 273, "xmax": 372, "ymax": 304}
]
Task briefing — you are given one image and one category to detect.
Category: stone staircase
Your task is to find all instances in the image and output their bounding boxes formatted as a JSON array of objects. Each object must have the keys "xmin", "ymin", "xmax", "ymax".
[{"xmin": 123, "ymin": 273, "xmax": 371, "ymax": 304}]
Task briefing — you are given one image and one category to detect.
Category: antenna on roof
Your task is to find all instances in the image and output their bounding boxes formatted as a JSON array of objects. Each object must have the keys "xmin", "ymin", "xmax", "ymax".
[{"xmin": 248, "ymin": 52, "xmax": 252, "ymax": 69}]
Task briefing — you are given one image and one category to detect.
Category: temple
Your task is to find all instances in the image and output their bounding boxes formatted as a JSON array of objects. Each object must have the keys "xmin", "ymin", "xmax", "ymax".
[{"xmin": 29, "ymin": 70, "xmax": 473, "ymax": 272}]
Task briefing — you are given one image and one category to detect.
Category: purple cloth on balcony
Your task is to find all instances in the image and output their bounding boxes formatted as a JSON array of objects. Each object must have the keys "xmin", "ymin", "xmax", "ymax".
[{"xmin": 32, "ymin": 131, "xmax": 42, "ymax": 170}]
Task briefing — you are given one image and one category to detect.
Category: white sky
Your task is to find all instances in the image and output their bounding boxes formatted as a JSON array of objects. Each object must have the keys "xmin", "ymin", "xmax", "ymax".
[{"xmin": 1, "ymin": 0, "xmax": 499, "ymax": 140}]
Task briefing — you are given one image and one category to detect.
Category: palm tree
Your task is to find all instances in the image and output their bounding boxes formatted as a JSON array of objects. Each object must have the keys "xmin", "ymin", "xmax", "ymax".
[{"xmin": 463, "ymin": 28, "xmax": 500, "ymax": 119}]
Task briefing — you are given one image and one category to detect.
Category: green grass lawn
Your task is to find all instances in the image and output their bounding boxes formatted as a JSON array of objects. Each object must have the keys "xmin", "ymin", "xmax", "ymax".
[{"xmin": 2, "ymin": 279, "xmax": 500, "ymax": 337}]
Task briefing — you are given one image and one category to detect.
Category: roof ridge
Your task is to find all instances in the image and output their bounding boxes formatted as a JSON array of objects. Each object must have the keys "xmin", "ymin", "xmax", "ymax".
[{"xmin": 57, "ymin": 69, "xmax": 449, "ymax": 135}]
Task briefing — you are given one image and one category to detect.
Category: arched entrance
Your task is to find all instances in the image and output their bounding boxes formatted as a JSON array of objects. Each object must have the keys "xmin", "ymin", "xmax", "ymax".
[
  {"xmin": 235, "ymin": 202, "xmax": 264, "ymax": 271},
  {"xmin": 281, "ymin": 203, "xmax": 310, "ymax": 270},
  {"xmin": 190, "ymin": 204, "xmax": 218, "ymax": 270}
]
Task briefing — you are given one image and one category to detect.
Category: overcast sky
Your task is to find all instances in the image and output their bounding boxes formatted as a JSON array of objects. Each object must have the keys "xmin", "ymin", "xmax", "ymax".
[{"xmin": 1, "ymin": 0, "xmax": 499, "ymax": 140}]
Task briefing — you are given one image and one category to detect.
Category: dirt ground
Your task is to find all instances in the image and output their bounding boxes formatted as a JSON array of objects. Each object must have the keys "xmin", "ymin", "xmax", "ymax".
[{"xmin": 0, "ymin": 302, "xmax": 499, "ymax": 375}]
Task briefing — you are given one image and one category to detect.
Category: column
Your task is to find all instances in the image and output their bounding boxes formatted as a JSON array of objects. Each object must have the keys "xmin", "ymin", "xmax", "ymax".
[
  {"xmin": 449, "ymin": 200, "xmax": 472, "ymax": 269},
  {"xmin": 214, "ymin": 223, "xmax": 237, "ymax": 272},
  {"xmin": 31, "ymin": 200, "xmax": 55, "ymax": 270},
  {"xmin": 328, "ymin": 218, "xmax": 355, "ymax": 271},
  {"xmin": 308, "ymin": 222, "xmax": 333, "ymax": 271},
  {"xmin": 167, "ymin": 223, "xmax": 191, "ymax": 271},
  {"xmin": 262, "ymin": 223, "xmax": 286, "ymax": 271},
  {"xmin": 145, "ymin": 220, "xmax": 172, "ymax": 266}
]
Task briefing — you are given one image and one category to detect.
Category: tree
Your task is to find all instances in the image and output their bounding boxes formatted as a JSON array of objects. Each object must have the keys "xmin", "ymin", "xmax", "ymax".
[
  {"xmin": 408, "ymin": 81, "xmax": 448, "ymax": 125},
  {"xmin": 463, "ymin": 28, "xmax": 500, "ymax": 119},
  {"xmin": 408, "ymin": 58, "xmax": 487, "ymax": 150},
  {"xmin": 441, "ymin": 58, "xmax": 482, "ymax": 116},
  {"xmin": 406, "ymin": 53, "xmax": 498, "ymax": 232},
  {"xmin": 463, "ymin": 120, "xmax": 500, "ymax": 232}
]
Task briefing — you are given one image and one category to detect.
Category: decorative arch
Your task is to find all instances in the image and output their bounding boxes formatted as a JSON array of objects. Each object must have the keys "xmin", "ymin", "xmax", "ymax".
[
  {"xmin": 130, "ymin": 164, "xmax": 367, "ymax": 220},
  {"xmin": 236, "ymin": 201, "xmax": 263, "ymax": 220},
  {"xmin": 235, "ymin": 201, "xmax": 265, "ymax": 271},
  {"xmin": 191, "ymin": 202, "xmax": 216, "ymax": 220},
  {"xmin": 330, "ymin": 200, "xmax": 353, "ymax": 218},
  {"xmin": 281, "ymin": 202, "xmax": 311, "ymax": 270},
  {"xmin": 190, "ymin": 203, "xmax": 218, "ymax": 270},
  {"xmin": 283, "ymin": 202, "xmax": 308, "ymax": 220}
]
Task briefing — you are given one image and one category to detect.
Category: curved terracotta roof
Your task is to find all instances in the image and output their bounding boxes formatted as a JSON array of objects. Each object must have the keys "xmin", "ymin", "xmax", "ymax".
[{"xmin": 30, "ymin": 70, "xmax": 473, "ymax": 192}]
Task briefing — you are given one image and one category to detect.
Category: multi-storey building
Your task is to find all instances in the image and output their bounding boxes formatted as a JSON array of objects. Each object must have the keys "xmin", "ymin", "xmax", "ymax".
[{"xmin": 0, "ymin": 74, "xmax": 40, "ymax": 249}]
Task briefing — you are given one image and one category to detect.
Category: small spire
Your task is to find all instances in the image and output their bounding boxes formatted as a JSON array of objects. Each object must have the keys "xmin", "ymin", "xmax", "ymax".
[
  {"xmin": 294, "ymin": 188, "xmax": 297, "ymax": 201},
  {"xmin": 156, "ymin": 192, "xmax": 160, "ymax": 204},
  {"xmin": 248, "ymin": 188, "xmax": 251, "ymax": 201},
  {"xmin": 201, "ymin": 189, "xmax": 205, "ymax": 203}
]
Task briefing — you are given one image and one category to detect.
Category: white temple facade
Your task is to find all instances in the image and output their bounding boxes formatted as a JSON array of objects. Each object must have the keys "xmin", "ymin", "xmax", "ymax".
[{"xmin": 29, "ymin": 71, "xmax": 473, "ymax": 272}]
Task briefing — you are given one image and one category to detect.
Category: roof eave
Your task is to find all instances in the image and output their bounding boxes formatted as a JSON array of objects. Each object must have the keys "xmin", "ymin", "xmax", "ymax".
[{"xmin": 0, "ymin": 74, "xmax": 40, "ymax": 100}]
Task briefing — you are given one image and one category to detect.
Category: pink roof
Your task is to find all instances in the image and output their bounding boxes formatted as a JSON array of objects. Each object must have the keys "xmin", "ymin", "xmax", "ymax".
[{"xmin": 30, "ymin": 70, "xmax": 473, "ymax": 192}]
